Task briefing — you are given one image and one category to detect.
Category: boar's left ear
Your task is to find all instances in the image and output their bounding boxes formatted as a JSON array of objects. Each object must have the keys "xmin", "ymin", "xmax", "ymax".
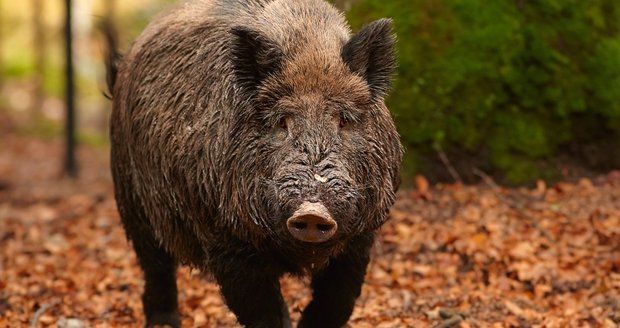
[
  {"xmin": 342, "ymin": 18, "xmax": 397, "ymax": 99},
  {"xmin": 230, "ymin": 26, "xmax": 283, "ymax": 96}
]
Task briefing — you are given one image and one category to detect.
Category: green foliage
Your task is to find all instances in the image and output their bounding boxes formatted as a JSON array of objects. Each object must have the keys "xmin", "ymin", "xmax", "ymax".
[{"xmin": 346, "ymin": 0, "xmax": 620, "ymax": 184}]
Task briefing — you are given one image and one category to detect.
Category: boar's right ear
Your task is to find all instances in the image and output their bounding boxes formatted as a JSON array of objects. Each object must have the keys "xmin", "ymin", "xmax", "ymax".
[
  {"xmin": 230, "ymin": 26, "xmax": 283, "ymax": 96},
  {"xmin": 342, "ymin": 19, "xmax": 396, "ymax": 99}
]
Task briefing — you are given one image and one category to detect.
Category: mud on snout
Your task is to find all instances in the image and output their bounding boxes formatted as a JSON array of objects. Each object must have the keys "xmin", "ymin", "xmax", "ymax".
[{"xmin": 271, "ymin": 159, "xmax": 362, "ymax": 244}]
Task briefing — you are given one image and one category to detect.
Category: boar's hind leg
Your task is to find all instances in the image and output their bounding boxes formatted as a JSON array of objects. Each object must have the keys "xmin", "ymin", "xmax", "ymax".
[
  {"xmin": 130, "ymin": 228, "xmax": 180, "ymax": 328},
  {"xmin": 298, "ymin": 232, "xmax": 375, "ymax": 328},
  {"xmin": 210, "ymin": 247, "xmax": 291, "ymax": 328}
]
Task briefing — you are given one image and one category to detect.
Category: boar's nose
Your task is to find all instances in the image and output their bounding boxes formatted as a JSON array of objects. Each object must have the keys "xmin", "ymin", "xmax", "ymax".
[{"xmin": 286, "ymin": 202, "xmax": 337, "ymax": 243}]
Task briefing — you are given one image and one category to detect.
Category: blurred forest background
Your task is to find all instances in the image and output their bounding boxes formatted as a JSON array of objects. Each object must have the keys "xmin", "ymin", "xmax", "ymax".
[
  {"xmin": 1, "ymin": 0, "xmax": 619, "ymax": 185},
  {"xmin": 1, "ymin": 1, "xmax": 619, "ymax": 326}
]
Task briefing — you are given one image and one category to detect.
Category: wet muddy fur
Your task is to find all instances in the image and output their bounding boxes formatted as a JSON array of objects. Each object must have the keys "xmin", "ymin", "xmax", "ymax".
[{"xmin": 107, "ymin": 0, "xmax": 402, "ymax": 327}]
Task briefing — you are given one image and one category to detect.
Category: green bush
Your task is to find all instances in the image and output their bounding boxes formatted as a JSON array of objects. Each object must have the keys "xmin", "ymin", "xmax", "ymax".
[{"xmin": 345, "ymin": 0, "xmax": 620, "ymax": 184}]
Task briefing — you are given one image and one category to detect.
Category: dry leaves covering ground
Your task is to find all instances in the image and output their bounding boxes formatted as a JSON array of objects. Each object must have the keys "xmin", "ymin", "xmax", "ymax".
[{"xmin": 0, "ymin": 134, "xmax": 619, "ymax": 327}]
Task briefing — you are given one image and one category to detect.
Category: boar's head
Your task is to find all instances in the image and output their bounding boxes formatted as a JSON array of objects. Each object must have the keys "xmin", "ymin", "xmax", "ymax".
[{"xmin": 221, "ymin": 19, "xmax": 402, "ymax": 260}]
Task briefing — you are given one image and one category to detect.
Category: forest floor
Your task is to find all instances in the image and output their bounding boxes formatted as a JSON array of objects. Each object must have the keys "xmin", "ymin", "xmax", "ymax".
[{"xmin": 0, "ymin": 133, "xmax": 619, "ymax": 327}]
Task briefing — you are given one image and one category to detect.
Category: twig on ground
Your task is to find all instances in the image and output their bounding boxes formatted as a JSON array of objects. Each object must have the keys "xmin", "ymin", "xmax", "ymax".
[
  {"xmin": 473, "ymin": 168, "xmax": 556, "ymax": 242},
  {"xmin": 472, "ymin": 168, "xmax": 501, "ymax": 191},
  {"xmin": 437, "ymin": 148, "xmax": 463, "ymax": 184},
  {"xmin": 435, "ymin": 314, "xmax": 463, "ymax": 328},
  {"xmin": 30, "ymin": 301, "xmax": 58, "ymax": 328}
]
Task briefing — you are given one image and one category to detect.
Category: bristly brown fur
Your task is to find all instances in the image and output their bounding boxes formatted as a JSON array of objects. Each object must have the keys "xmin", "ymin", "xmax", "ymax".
[{"xmin": 109, "ymin": 0, "xmax": 402, "ymax": 327}]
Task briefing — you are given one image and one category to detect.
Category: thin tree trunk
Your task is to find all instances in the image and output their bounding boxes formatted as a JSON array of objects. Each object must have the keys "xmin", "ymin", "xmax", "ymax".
[
  {"xmin": 64, "ymin": 0, "xmax": 77, "ymax": 178},
  {"xmin": 0, "ymin": 1, "xmax": 4, "ymax": 91},
  {"xmin": 32, "ymin": 0, "xmax": 46, "ymax": 117}
]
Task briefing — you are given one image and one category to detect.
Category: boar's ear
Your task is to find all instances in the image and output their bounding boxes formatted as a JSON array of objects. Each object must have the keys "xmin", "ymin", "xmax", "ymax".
[
  {"xmin": 342, "ymin": 19, "xmax": 396, "ymax": 99},
  {"xmin": 230, "ymin": 26, "xmax": 283, "ymax": 95}
]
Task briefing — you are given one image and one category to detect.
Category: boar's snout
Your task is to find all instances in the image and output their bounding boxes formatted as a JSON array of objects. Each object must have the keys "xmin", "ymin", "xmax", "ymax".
[{"xmin": 286, "ymin": 202, "xmax": 337, "ymax": 243}]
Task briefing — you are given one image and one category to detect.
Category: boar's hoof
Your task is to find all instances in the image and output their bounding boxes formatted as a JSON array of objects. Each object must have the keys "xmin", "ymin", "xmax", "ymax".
[
  {"xmin": 145, "ymin": 312, "xmax": 180, "ymax": 328},
  {"xmin": 286, "ymin": 202, "xmax": 337, "ymax": 243}
]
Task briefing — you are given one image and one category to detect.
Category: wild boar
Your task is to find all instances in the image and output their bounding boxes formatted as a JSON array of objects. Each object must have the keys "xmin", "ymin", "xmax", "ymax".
[{"xmin": 106, "ymin": 0, "xmax": 402, "ymax": 327}]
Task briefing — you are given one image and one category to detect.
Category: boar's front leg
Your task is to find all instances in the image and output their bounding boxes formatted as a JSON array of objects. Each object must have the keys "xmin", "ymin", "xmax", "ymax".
[
  {"xmin": 131, "ymin": 231, "xmax": 180, "ymax": 328},
  {"xmin": 298, "ymin": 232, "xmax": 375, "ymax": 328},
  {"xmin": 210, "ymin": 246, "xmax": 291, "ymax": 328}
]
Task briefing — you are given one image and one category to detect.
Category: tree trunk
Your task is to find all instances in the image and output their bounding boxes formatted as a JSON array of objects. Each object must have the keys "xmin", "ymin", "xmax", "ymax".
[
  {"xmin": 64, "ymin": 0, "xmax": 77, "ymax": 178},
  {"xmin": 32, "ymin": 0, "xmax": 46, "ymax": 117},
  {"xmin": 0, "ymin": 1, "xmax": 4, "ymax": 91}
]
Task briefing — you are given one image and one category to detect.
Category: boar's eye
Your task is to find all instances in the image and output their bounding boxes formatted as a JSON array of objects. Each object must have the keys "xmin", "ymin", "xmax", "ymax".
[
  {"xmin": 338, "ymin": 113, "xmax": 348, "ymax": 129},
  {"xmin": 338, "ymin": 110, "xmax": 361, "ymax": 129}
]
